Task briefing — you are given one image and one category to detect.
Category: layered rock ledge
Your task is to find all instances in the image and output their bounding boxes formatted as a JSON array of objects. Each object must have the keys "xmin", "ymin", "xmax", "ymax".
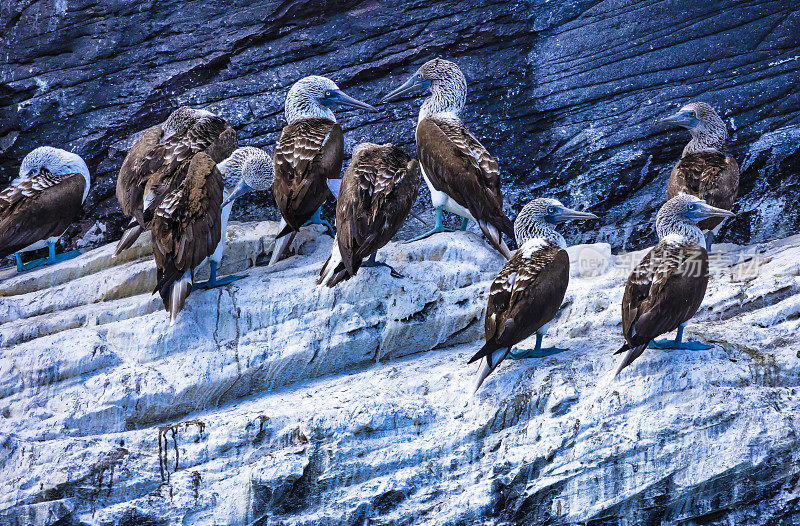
[{"xmin": 1, "ymin": 223, "xmax": 799, "ymax": 524}]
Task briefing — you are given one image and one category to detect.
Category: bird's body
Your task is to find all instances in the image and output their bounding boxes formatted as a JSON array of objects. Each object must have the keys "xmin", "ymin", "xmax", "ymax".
[
  {"xmin": 614, "ymin": 193, "xmax": 734, "ymax": 376},
  {"xmin": 0, "ymin": 147, "xmax": 90, "ymax": 270},
  {"xmin": 382, "ymin": 59, "xmax": 514, "ymax": 258},
  {"xmin": 150, "ymin": 152, "xmax": 224, "ymax": 324},
  {"xmin": 270, "ymin": 76, "xmax": 376, "ymax": 266},
  {"xmin": 115, "ymin": 107, "xmax": 236, "ymax": 255},
  {"xmin": 662, "ymin": 102, "xmax": 739, "ymax": 245},
  {"xmin": 318, "ymin": 143, "xmax": 420, "ymax": 287},
  {"xmin": 469, "ymin": 199, "xmax": 598, "ymax": 391}
]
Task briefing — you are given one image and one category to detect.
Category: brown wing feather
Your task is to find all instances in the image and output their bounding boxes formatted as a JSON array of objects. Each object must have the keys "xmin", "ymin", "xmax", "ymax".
[
  {"xmin": 150, "ymin": 152, "xmax": 223, "ymax": 310},
  {"xmin": 0, "ymin": 171, "xmax": 85, "ymax": 258},
  {"xmin": 617, "ymin": 241, "xmax": 709, "ymax": 370},
  {"xmin": 336, "ymin": 146, "xmax": 421, "ymax": 276},
  {"xmin": 666, "ymin": 152, "xmax": 739, "ymax": 230},
  {"xmin": 273, "ymin": 118, "xmax": 344, "ymax": 232},
  {"xmin": 416, "ymin": 117, "xmax": 514, "ymax": 247},
  {"xmin": 470, "ymin": 244, "xmax": 569, "ymax": 363}
]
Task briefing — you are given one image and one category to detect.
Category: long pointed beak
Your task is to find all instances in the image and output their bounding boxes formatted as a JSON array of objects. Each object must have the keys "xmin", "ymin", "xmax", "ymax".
[
  {"xmin": 555, "ymin": 207, "xmax": 599, "ymax": 222},
  {"xmin": 381, "ymin": 76, "xmax": 429, "ymax": 103},
  {"xmin": 222, "ymin": 178, "xmax": 253, "ymax": 209},
  {"xmin": 329, "ymin": 89, "xmax": 378, "ymax": 112},
  {"xmin": 660, "ymin": 109, "xmax": 698, "ymax": 129},
  {"xmin": 692, "ymin": 202, "xmax": 735, "ymax": 220}
]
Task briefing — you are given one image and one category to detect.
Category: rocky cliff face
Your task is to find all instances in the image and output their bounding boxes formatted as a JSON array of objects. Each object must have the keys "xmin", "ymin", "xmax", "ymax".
[
  {"xmin": 1, "ymin": 224, "xmax": 799, "ymax": 525},
  {"xmin": 1, "ymin": 0, "xmax": 800, "ymax": 255}
]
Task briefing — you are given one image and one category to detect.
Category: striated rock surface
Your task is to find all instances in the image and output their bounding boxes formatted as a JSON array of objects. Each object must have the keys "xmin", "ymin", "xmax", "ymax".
[
  {"xmin": 1, "ymin": 222, "xmax": 799, "ymax": 524},
  {"xmin": 1, "ymin": 0, "xmax": 800, "ymax": 257}
]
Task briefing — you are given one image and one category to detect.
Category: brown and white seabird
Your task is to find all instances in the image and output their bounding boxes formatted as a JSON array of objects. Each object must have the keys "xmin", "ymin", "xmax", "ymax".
[
  {"xmin": 115, "ymin": 106, "xmax": 236, "ymax": 256},
  {"xmin": 150, "ymin": 152, "xmax": 224, "ymax": 324},
  {"xmin": 381, "ymin": 58, "xmax": 515, "ymax": 258},
  {"xmin": 614, "ymin": 193, "xmax": 735, "ymax": 377},
  {"xmin": 661, "ymin": 102, "xmax": 739, "ymax": 249},
  {"xmin": 0, "ymin": 147, "xmax": 90, "ymax": 271},
  {"xmin": 318, "ymin": 143, "xmax": 420, "ymax": 287},
  {"xmin": 468, "ymin": 198, "xmax": 598, "ymax": 391},
  {"xmin": 270, "ymin": 76, "xmax": 377, "ymax": 266}
]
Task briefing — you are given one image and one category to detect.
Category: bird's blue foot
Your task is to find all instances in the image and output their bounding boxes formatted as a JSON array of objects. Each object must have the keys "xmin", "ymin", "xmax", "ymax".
[
  {"xmin": 649, "ymin": 339, "xmax": 714, "ymax": 350},
  {"xmin": 14, "ymin": 244, "xmax": 80, "ymax": 272},
  {"xmin": 508, "ymin": 346, "xmax": 569, "ymax": 359},
  {"xmin": 406, "ymin": 208, "xmax": 451, "ymax": 243},
  {"xmin": 304, "ymin": 208, "xmax": 335, "ymax": 237},
  {"xmin": 193, "ymin": 261, "xmax": 247, "ymax": 290},
  {"xmin": 362, "ymin": 253, "xmax": 403, "ymax": 278}
]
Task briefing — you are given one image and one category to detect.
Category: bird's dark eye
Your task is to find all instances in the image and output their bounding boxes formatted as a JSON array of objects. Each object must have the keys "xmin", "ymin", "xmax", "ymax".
[
  {"xmin": 688, "ymin": 204, "xmax": 695, "ymax": 210},
  {"xmin": 548, "ymin": 207, "xmax": 555, "ymax": 214},
  {"xmin": 324, "ymin": 91, "xmax": 331, "ymax": 97}
]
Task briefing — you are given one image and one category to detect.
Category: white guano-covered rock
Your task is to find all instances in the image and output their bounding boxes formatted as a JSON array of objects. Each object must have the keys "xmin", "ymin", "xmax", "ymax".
[{"xmin": 0, "ymin": 222, "xmax": 798, "ymax": 525}]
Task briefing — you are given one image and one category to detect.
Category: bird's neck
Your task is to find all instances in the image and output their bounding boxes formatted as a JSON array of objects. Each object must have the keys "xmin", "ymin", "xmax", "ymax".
[
  {"xmin": 285, "ymin": 94, "xmax": 336, "ymax": 124},
  {"xmin": 516, "ymin": 222, "xmax": 566, "ymax": 250},
  {"xmin": 216, "ymin": 156, "xmax": 242, "ymax": 195},
  {"xmin": 657, "ymin": 218, "xmax": 704, "ymax": 246},
  {"xmin": 418, "ymin": 80, "xmax": 466, "ymax": 121},
  {"xmin": 683, "ymin": 125, "xmax": 727, "ymax": 155}
]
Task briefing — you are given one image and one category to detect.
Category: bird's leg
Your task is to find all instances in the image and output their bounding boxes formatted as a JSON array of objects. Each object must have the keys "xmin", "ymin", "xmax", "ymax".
[
  {"xmin": 15, "ymin": 253, "xmax": 24, "ymax": 272},
  {"xmin": 459, "ymin": 217, "xmax": 469, "ymax": 231},
  {"xmin": 48, "ymin": 240, "xmax": 56, "ymax": 262},
  {"xmin": 406, "ymin": 207, "xmax": 450, "ymax": 243},
  {"xmin": 650, "ymin": 323, "xmax": 713, "ymax": 350},
  {"xmin": 508, "ymin": 332, "xmax": 569, "ymax": 359},
  {"xmin": 361, "ymin": 252, "xmax": 403, "ymax": 278},
  {"xmin": 193, "ymin": 261, "xmax": 247, "ymax": 289},
  {"xmin": 304, "ymin": 208, "xmax": 335, "ymax": 237}
]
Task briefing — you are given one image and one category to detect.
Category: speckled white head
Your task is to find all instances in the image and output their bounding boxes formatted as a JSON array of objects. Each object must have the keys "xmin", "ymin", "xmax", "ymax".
[
  {"xmin": 218, "ymin": 147, "xmax": 275, "ymax": 208},
  {"xmin": 514, "ymin": 198, "xmax": 599, "ymax": 250},
  {"xmin": 662, "ymin": 102, "xmax": 727, "ymax": 154},
  {"xmin": 656, "ymin": 193, "xmax": 734, "ymax": 245},
  {"xmin": 17, "ymin": 146, "xmax": 91, "ymax": 201},
  {"xmin": 284, "ymin": 76, "xmax": 377, "ymax": 125},
  {"xmin": 382, "ymin": 58, "xmax": 467, "ymax": 121}
]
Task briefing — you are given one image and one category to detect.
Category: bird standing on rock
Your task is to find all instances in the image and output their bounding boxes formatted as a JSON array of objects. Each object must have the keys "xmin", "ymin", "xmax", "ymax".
[
  {"xmin": 614, "ymin": 193, "xmax": 735, "ymax": 377},
  {"xmin": 382, "ymin": 58, "xmax": 515, "ymax": 259},
  {"xmin": 469, "ymin": 198, "xmax": 598, "ymax": 392},
  {"xmin": 197, "ymin": 146, "xmax": 274, "ymax": 289},
  {"xmin": 318, "ymin": 143, "xmax": 420, "ymax": 287},
  {"xmin": 0, "ymin": 147, "xmax": 90, "ymax": 272},
  {"xmin": 270, "ymin": 76, "xmax": 377, "ymax": 266},
  {"xmin": 150, "ymin": 152, "xmax": 224, "ymax": 325},
  {"xmin": 115, "ymin": 106, "xmax": 236, "ymax": 257},
  {"xmin": 662, "ymin": 102, "xmax": 739, "ymax": 250}
]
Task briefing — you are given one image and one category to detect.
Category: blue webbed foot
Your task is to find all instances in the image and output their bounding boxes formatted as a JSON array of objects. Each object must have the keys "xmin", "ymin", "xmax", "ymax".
[
  {"xmin": 649, "ymin": 339, "xmax": 713, "ymax": 350},
  {"xmin": 193, "ymin": 274, "xmax": 247, "ymax": 290},
  {"xmin": 304, "ymin": 208, "xmax": 335, "ymax": 237},
  {"xmin": 508, "ymin": 346, "xmax": 569, "ymax": 360}
]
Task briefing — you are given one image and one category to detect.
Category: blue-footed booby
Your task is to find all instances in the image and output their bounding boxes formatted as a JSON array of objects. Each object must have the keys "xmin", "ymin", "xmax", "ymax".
[
  {"xmin": 662, "ymin": 102, "xmax": 739, "ymax": 249},
  {"xmin": 192, "ymin": 146, "xmax": 275, "ymax": 289},
  {"xmin": 318, "ymin": 143, "xmax": 420, "ymax": 287},
  {"xmin": 150, "ymin": 152, "xmax": 224, "ymax": 325},
  {"xmin": 0, "ymin": 147, "xmax": 90, "ymax": 271},
  {"xmin": 271, "ymin": 76, "xmax": 377, "ymax": 266},
  {"xmin": 115, "ymin": 106, "xmax": 236, "ymax": 256},
  {"xmin": 614, "ymin": 193, "xmax": 735, "ymax": 377},
  {"xmin": 381, "ymin": 58, "xmax": 515, "ymax": 258},
  {"xmin": 469, "ymin": 198, "xmax": 597, "ymax": 391}
]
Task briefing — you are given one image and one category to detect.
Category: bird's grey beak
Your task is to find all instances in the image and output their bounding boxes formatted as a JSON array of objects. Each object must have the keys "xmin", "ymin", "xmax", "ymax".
[
  {"xmin": 551, "ymin": 206, "xmax": 599, "ymax": 223},
  {"xmin": 687, "ymin": 202, "xmax": 735, "ymax": 221},
  {"xmin": 660, "ymin": 109, "xmax": 699, "ymax": 129},
  {"xmin": 324, "ymin": 89, "xmax": 378, "ymax": 112},
  {"xmin": 381, "ymin": 75, "xmax": 431, "ymax": 103},
  {"xmin": 222, "ymin": 178, "xmax": 253, "ymax": 209}
]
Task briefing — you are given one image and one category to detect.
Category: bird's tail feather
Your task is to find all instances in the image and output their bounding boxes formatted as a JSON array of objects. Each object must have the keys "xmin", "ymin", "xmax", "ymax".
[
  {"xmin": 478, "ymin": 220, "xmax": 512, "ymax": 259},
  {"xmin": 613, "ymin": 343, "xmax": 646, "ymax": 378},
  {"xmin": 318, "ymin": 240, "xmax": 350, "ymax": 287},
  {"xmin": 114, "ymin": 221, "xmax": 144, "ymax": 256},
  {"xmin": 473, "ymin": 346, "xmax": 511, "ymax": 393},
  {"xmin": 270, "ymin": 231, "xmax": 296, "ymax": 266},
  {"xmin": 169, "ymin": 271, "xmax": 192, "ymax": 325}
]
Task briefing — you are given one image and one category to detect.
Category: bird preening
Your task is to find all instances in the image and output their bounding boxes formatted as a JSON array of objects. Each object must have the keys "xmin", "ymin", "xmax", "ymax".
[{"xmin": 0, "ymin": 57, "xmax": 742, "ymax": 393}]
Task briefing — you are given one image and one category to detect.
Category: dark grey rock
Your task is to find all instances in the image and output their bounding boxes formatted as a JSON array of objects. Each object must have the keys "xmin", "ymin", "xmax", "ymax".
[{"xmin": 1, "ymin": 1, "xmax": 799, "ymax": 256}]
